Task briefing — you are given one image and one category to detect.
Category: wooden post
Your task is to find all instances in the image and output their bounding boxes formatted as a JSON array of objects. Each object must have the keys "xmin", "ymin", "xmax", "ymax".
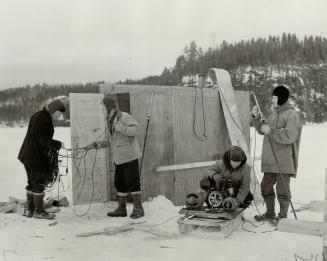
[{"xmin": 323, "ymin": 169, "xmax": 327, "ymax": 260}]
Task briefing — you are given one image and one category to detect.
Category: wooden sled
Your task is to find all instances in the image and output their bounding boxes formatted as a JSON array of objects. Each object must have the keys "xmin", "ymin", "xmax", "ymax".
[{"xmin": 177, "ymin": 207, "xmax": 244, "ymax": 237}]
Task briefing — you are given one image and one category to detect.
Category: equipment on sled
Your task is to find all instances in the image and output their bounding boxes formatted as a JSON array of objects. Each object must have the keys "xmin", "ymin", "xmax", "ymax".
[
  {"xmin": 184, "ymin": 176, "xmax": 238, "ymax": 212},
  {"xmin": 179, "ymin": 176, "xmax": 243, "ymax": 236}
]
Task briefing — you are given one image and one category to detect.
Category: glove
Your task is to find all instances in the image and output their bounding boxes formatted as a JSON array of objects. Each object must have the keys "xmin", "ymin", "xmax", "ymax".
[
  {"xmin": 61, "ymin": 142, "xmax": 66, "ymax": 150},
  {"xmin": 261, "ymin": 124, "xmax": 271, "ymax": 135},
  {"xmin": 114, "ymin": 122, "xmax": 125, "ymax": 133},
  {"xmin": 251, "ymin": 105, "xmax": 259, "ymax": 119},
  {"xmin": 91, "ymin": 142, "xmax": 98, "ymax": 149},
  {"xmin": 200, "ymin": 177, "xmax": 213, "ymax": 191}
]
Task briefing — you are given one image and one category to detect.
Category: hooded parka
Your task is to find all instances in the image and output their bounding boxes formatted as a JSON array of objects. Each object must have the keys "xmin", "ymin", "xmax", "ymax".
[{"xmin": 253, "ymin": 102, "xmax": 302, "ymax": 176}]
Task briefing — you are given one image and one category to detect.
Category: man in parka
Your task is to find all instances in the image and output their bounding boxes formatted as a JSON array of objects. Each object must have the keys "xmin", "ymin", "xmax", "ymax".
[
  {"xmin": 92, "ymin": 95, "xmax": 144, "ymax": 219},
  {"xmin": 201, "ymin": 146, "xmax": 253, "ymax": 209},
  {"xmin": 252, "ymin": 85, "xmax": 302, "ymax": 222},
  {"xmin": 18, "ymin": 99, "xmax": 66, "ymax": 219}
]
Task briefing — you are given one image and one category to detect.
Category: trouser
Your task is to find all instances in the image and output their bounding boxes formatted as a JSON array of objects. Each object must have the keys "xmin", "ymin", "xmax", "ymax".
[
  {"xmin": 24, "ymin": 164, "xmax": 48, "ymax": 193},
  {"xmin": 114, "ymin": 159, "xmax": 141, "ymax": 193},
  {"xmin": 261, "ymin": 172, "xmax": 291, "ymax": 217}
]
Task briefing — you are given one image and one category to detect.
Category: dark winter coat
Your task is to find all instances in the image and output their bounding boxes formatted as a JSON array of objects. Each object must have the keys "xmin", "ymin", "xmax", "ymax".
[
  {"xmin": 252, "ymin": 102, "xmax": 302, "ymax": 176},
  {"xmin": 206, "ymin": 152, "xmax": 251, "ymax": 204},
  {"xmin": 18, "ymin": 108, "xmax": 62, "ymax": 171}
]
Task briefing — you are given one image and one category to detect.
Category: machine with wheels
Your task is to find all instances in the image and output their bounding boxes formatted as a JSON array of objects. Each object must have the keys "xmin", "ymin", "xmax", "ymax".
[{"xmin": 178, "ymin": 177, "xmax": 244, "ymax": 236}]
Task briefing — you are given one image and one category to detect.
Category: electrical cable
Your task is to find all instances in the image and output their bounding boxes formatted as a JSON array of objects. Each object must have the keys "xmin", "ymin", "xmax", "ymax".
[{"xmin": 192, "ymin": 87, "xmax": 207, "ymax": 141}]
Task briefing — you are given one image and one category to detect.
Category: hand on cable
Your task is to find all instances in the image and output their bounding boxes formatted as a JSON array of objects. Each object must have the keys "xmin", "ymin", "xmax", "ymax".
[
  {"xmin": 261, "ymin": 124, "xmax": 271, "ymax": 135},
  {"xmin": 114, "ymin": 122, "xmax": 125, "ymax": 133},
  {"xmin": 87, "ymin": 142, "xmax": 98, "ymax": 149},
  {"xmin": 251, "ymin": 105, "xmax": 260, "ymax": 119}
]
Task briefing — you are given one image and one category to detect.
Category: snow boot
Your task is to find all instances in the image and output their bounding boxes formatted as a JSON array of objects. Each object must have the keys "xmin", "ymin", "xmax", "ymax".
[
  {"xmin": 254, "ymin": 196, "xmax": 276, "ymax": 221},
  {"xmin": 277, "ymin": 196, "xmax": 290, "ymax": 219},
  {"xmin": 107, "ymin": 194, "xmax": 127, "ymax": 217},
  {"xmin": 33, "ymin": 192, "xmax": 55, "ymax": 219},
  {"xmin": 130, "ymin": 192, "xmax": 144, "ymax": 219},
  {"xmin": 23, "ymin": 190, "xmax": 35, "ymax": 218},
  {"xmin": 254, "ymin": 212, "xmax": 276, "ymax": 222}
]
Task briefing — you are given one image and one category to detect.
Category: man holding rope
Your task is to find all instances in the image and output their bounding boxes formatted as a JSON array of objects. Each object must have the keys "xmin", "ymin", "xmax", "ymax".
[
  {"xmin": 251, "ymin": 85, "xmax": 302, "ymax": 223},
  {"xmin": 18, "ymin": 99, "xmax": 67, "ymax": 219}
]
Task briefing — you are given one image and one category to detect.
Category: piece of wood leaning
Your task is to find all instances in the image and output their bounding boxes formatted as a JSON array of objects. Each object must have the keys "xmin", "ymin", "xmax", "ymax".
[{"xmin": 208, "ymin": 68, "xmax": 262, "ymax": 203}]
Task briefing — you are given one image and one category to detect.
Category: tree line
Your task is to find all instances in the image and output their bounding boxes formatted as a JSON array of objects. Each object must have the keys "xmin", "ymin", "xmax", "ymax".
[
  {"xmin": 1, "ymin": 33, "xmax": 327, "ymax": 124},
  {"xmin": 0, "ymin": 83, "xmax": 99, "ymax": 126},
  {"xmin": 121, "ymin": 33, "xmax": 327, "ymax": 122}
]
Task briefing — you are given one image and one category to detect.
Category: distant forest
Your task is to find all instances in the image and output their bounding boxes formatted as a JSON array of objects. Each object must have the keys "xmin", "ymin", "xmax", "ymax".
[
  {"xmin": 1, "ymin": 33, "xmax": 327, "ymax": 124},
  {"xmin": 0, "ymin": 83, "xmax": 99, "ymax": 126},
  {"xmin": 122, "ymin": 33, "xmax": 327, "ymax": 86}
]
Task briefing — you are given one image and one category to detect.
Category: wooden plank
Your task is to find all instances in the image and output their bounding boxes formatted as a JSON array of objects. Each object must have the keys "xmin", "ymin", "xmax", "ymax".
[
  {"xmin": 157, "ymin": 161, "xmax": 216, "ymax": 172},
  {"xmin": 294, "ymin": 200, "xmax": 326, "ymax": 213},
  {"xmin": 76, "ymin": 226, "xmax": 134, "ymax": 238},
  {"xmin": 179, "ymin": 207, "xmax": 243, "ymax": 219},
  {"xmin": 209, "ymin": 68, "xmax": 262, "ymax": 203},
  {"xmin": 277, "ymin": 219, "xmax": 327, "ymax": 237},
  {"xmin": 70, "ymin": 93, "xmax": 108, "ymax": 205}
]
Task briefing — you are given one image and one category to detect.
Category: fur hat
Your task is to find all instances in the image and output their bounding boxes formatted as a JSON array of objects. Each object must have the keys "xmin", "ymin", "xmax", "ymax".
[
  {"xmin": 228, "ymin": 146, "xmax": 245, "ymax": 162},
  {"xmin": 48, "ymin": 99, "xmax": 66, "ymax": 114},
  {"xmin": 102, "ymin": 96, "xmax": 116, "ymax": 112},
  {"xmin": 272, "ymin": 85, "xmax": 289, "ymax": 106}
]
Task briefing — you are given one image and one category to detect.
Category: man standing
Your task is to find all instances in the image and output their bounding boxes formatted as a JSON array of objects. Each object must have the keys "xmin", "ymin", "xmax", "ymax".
[
  {"xmin": 252, "ymin": 85, "xmax": 302, "ymax": 222},
  {"xmin": 93, "ymin": 95, "xmax": 144, "ymax": 219},
  {"xmin": 18, "ymin": 99, "xmax": 66, "ymax": 219}
]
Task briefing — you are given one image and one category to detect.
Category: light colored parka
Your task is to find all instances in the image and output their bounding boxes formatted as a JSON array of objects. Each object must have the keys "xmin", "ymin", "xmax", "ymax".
[
  {"xmin": 97, "ymin": 110, "xmax": 142, "ymax": 165},
  {"xmin": 252, "ymin": 102, "xmax": 302, "ymax": 176}
]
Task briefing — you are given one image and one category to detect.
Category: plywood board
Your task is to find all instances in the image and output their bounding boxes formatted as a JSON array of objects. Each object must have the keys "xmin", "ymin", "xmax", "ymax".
[
  {"xmin": 99, "ymin": 84, "xmax": 251, "ymax": 205},
  {"xmin": 70, "ymin": 93, "xmax": 108, "ymax": 205},
  {"xmin": 129, "ymin": 91, "xmax": 174, "ymax": 201}
]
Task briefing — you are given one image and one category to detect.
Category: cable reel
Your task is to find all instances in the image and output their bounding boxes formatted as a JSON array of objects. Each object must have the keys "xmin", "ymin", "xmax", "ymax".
[
  {"xmin": 222, "ymin": 197, "xmax": 237, "ymax": 211},
  {"xmin": 185, "ymin": 192, "xmax": 205, "ymax": 209},
  {"xmin": 206, "ymin": 191, "xmax": 224, "ymax": 208}
]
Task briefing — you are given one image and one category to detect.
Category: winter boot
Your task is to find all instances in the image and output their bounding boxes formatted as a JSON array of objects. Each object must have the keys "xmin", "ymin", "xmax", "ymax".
[
  {"xmin": 33, "ymin": 192, "xmax": 55, "ymax": 219},
  {"xmin": 130, "ymin": 192, "xmax": 144, "ymax": 219},
  {"xmin": 254, "ymin": 196, "xmax": 276, "ymax": 221},
  {"xmin": 277, "ymin": 196, "xmax": 290, "ymax": 219},
  {"xmin": 107, "ymin": 194, "xmax": 127, "ymax": 217},
  {"xmin": 23, "ymin": 191, "xmax": 35, "ymax": 218}
]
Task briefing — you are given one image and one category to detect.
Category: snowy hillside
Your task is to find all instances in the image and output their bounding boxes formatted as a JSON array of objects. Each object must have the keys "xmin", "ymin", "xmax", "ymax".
[{"xmin": 0, "ymin": 125, "xmax": 326, "ymax": 261}]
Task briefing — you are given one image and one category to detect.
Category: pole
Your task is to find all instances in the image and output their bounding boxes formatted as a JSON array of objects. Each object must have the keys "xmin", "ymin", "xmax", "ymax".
[
  {"xmin": 252, "ymin": 92, "xmax": 297, "ymax": 220},
  {"xmin": 139, "ymin": 92, "xmax": 154, "ymax": 174}
]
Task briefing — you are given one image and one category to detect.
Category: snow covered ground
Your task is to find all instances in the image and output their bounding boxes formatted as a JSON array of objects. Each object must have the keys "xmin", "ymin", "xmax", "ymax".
[{"xmin": 0, "ymin": 125, "xmax": 326, "ymax": 261}]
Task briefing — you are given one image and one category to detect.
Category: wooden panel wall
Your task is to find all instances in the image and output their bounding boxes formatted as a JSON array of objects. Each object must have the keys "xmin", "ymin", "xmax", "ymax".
[
  {"xmin": 70, "ymin": 93, "xmax": 108, "ymax": 205},
  {"xmin": 99, "ymin": 84, "xmax": 250, "ymax": 205}
]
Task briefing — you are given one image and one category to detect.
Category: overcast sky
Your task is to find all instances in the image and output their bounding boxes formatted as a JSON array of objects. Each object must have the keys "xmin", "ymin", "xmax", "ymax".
[{"xmin": 1, "ymin": 0, "xmax": 327, "ymax": 89}]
